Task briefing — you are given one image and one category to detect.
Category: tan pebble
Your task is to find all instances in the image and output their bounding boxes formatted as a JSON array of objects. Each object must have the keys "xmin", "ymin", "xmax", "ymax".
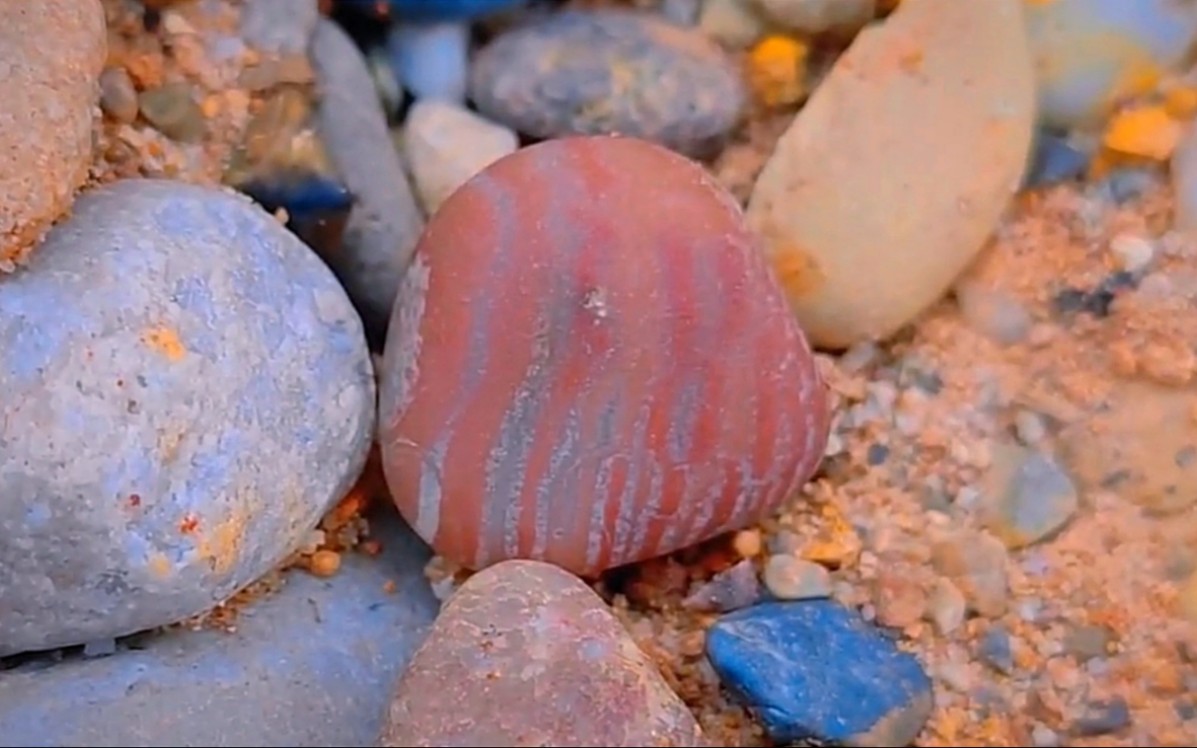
[
  {"xmin": 1139, "ymin": 341, "xmax": 1196, "ymax": 387},
  {"xmin": 926, "ymin": 577, "xmax": 967, "ymax": 634},
  {"xmin": 763, "ymin": 554, "xmax": 832, "ymax": 600},
  {"xmin": 733, "ymin": 528, "xmax": 763, "ymax": 558},
  {"xmin": 1108, "ymin": 341, "xmax": 1138, "ymax": 378},
  {"xmin": 873, "ymin": 570, "xmax": 928, "ymax": 628},
  {"xmin": 1179, "ymin": 571, "xmax": 1197, "ymax": 624},
  {"xmin": 308, "ymin": 549, "xmax": 341, "ymax": 577},
  {"xmin": 931, "ymin": 530, "xmax": 1009, "ymax": 617}
]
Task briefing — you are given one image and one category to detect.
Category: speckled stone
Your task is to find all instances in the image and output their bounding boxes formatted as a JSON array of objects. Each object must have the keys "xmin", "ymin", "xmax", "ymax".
[
  {"xmin": 469, "ymin": 10, "xmax": 746, "ymax": 158},
  {"xmin": 381, "ymin": 560, "xmax": 708, "ymax": 747},
  {"xmin": 0, "ymin": 179, "xmax": 375, "ymax": 656}
]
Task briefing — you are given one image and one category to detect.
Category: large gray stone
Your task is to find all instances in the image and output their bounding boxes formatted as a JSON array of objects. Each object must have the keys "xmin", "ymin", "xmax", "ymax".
[
  {"xmin": 0, "ymin": 179, "xmax": 376, "ymax": 656},
  {"xmin": 0, "ymin": 511, "xmax": 439, "ymax": 747}
]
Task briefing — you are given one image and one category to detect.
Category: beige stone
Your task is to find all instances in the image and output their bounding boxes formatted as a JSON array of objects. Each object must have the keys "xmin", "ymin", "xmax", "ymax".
[{"xmin": 746, "ymin": 0, "xmax": 1035, "ymax": 349}]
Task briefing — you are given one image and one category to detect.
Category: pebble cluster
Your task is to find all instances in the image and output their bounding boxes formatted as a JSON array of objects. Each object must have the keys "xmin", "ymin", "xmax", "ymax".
[{"xmin": 4, "ymin": 0, "xmax": 1197, "ymax": 746}]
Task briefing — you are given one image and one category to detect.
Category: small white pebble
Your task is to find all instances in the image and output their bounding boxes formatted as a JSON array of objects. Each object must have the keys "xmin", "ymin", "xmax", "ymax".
[
  {"xmin": 1109, "ymin": 233, "xmax": 1155, "ymax": 272},
  {"xmin": 762, "ymin": 554, "xmax": 832, "ymax": 600},
  {"xmin": 1014, "ymin": 409, "xmax": 1048, "ymax": 445}
]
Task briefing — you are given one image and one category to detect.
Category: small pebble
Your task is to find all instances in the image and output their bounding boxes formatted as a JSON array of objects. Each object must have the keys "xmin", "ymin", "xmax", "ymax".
[
  {"xmin": 925, "ymin": 577, "xmax": 966, "ymax": 635},
  {"xmin": 954, "ymin": 279, "xmax": 1032, "ymax": 346},
  {"xmin": 1072, "ymin": 697, "xmax": 1132, "ymax": 737},
  {"xmin": 931, "ymin": 530, "xmax": 1009, "ymax": 617},
  {"xmin": 1109, "ymin": 233, "xmax": 1155, "ymax": 273},
  {"xmin": 99, "ymin": 67, "xmax": 139, "ymax": 124},
  {"xmin": 762, "ymin": 554, "xmax": 832, "ymax": 600},
  {"xmin": 683, "ymin": 559, "xmax": 762, "ymax": 612},
  {"xmin": 1024, "ymin": 130, "xmax": 1090, "ymax": 188},
  {"xmin": 698, "ymin": 0, "xmax": 766, "ymax": 48},
  {"xmin": 706, "ymin": 600, "xmax": 932, "ymax": 746},
  {"xmin": 978, "ymin": 625, "xmax": 1015, "ymax": 674},
  {"xmin": 1014, "ymin": 409, "xmax": 1048, "ymax": 445},
  {"xmin": 308, "ymin": 549, "xmax": 342, "ymax": 577},
  {"xmin": 82, "ymin": 639, "xmax": 118, "ymax": 659},
  {"xmin": 752, "ymin": 0, "xmax": 875, "ymax": 35},
  {"xmin": 139, "ymin": 82, "xmax": 206, "ymax": 143},
  {"xmin": 387, "ymin": 21, "xmax": 470, "ymax": 103},
  {"xmin": 983, "ymin": 444, "xmax": 1079, "ymax": 549},
  {"xmin": 1063, "ymin": 623, "xmax": 1114, "ymax": 661},
  {"xmin": 401, "ymin": 99, "xmax": 518, "ymax": 215}
]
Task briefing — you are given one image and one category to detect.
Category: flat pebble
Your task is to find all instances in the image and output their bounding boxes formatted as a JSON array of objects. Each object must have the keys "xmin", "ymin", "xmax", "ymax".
[
  {"xmin": 387, "ymin": 22, "xmax": 469, "ymax": 103},
  {"xmin": 381, "ymin": 560, "xmax": 707, "ymax": 746},
  {"xmin": 0, "ymin": 513, "xmax": 438, "ymax": 747},
  {"xmin": 469, "ymin": 10, "xmax": 746, "ymax": 158},
  {"xmin": 763, "ymin": 554, "xmax": 831, "ymax": 600},
  {"xmin": 378, "ymin": 136, "xmax": 829, "ymax": 575},
  {"xmin": 0, "ymin": 179, "xmax": 375, "ymax": 656},
  {"xmin": 0, "ymin": 0, "xmax": 105, "ymax": 269},
  {"xmin": 401, "ymin": 100, "xmax": 518, "ymax": 215},
  {"xmin": 311, "ymin": 18, "xmax": 425, "ymax": 343},
  {"xmin": 706, "ymin": 600, "xmax": 933, "ymax": 746},
  {"xmin": 983, "ymin": 444, "xmax": 1079, "ymax": 549},
  {"xmin": 1073, "ymin": 697, "xmax": 1132, "ymax": 737},
  {"xmin": 747, "ymin": 0, "xmax": 1035, "ymax": 349},
  {"xmin": 1025, "ymin": 0, "xmax": 1197, "ymax": 130}
]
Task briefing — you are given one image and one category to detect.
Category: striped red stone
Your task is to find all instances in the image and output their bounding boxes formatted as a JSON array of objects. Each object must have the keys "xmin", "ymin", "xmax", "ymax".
[{"xmin": 378, "ymin": 136, "xmax": 829, "ymax": 576}]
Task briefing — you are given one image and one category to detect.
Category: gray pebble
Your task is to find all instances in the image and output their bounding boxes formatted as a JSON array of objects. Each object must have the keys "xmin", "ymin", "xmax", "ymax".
[
  {"xmin": 139, "ymin": 83, "xmax": 205, "ymax": 143},
  {"xmin": 0, "ymin": 179, "xmax": 375, "ymax": 656},
  {"xmin": 984, "ymin": 445, "xmax": 1079, "ymax": 549},
  {"xmin": 978, "ymin": 625, "xmax": 1014, "ymax": 674},
  {"xmin": 470, "ymin": 10, "xmax": 746, "ymax": 158},
  {"xmin": 99, "ymin": 67, "xmax": 139, "ymax": 124},
  {"xmin": 1063, "ymin": 623, "xmax": 1114, "ymax": 661},
  {"xmin": 310, "ymin": 18, "xmax": 425, "ymax": 343},
  {"xmin": 1073, "ymin": 697, "xmax": 1131, "ymax": 737},
  {"xmin": 682, "ymin": 559, "xmax": 761, "ymax": 612}
]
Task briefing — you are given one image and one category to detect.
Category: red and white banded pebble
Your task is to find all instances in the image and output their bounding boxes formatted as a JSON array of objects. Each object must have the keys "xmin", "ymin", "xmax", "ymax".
[{"xmin": 378, "ymin": 135, "xmax": 830, "ymax": 576}]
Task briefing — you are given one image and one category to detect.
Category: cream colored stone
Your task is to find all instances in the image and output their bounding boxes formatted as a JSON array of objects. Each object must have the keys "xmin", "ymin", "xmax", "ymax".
[{"xmin": 746, "ymin": 0, "xmax": 1035, "ymax": 349}]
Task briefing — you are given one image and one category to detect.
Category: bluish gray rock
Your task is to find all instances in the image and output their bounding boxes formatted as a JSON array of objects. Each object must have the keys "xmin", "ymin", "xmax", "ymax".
[
  {"xmin": 0, "ymin": 179, "xmax": 375, "ymax": 657},
  {"xmin": 469, "ymin": 10, "xmax": 746, "ymax": 158},
  {"xmin": 310, "ymin": 18, "xmax": 425, "ymax": 344},
  {"xmin": 705, "ymin": 600, "xmax": 933, "ymax": 747},
  {"xmin": 387, "ymin": 21, "xmax": 470, "ymax": 103},
  {"xmin": 0, "ymin": 511, "xmax": 439, "ymax": 747}
]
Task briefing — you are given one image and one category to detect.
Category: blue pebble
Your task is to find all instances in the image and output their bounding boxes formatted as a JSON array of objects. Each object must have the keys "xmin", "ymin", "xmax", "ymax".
[
  {"xmin": 343, "ymin": 0, "xmax": 526, "ymax": 23},
  {"xmin": 387, "ymin": 20, "xmax": 469, "ymax": 102},
  {"xmin": 240, "ymin": 169, "xmax": 355, "ymax": 218},
  {"xmin": 705, "ymin": 600, "xmax": 933, "ymax": 746},
  {"xmin": 1024, "ymin": 130, "xmax": 1090, "ymax": 189}
]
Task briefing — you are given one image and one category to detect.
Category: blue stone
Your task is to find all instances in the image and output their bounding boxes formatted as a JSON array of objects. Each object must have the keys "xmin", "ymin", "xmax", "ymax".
[
  {"xmin": 1024, "ymin": 130, "xmax": 1089, "ymax": 189},
  {"xmin": 705, "ymin": 600, "xmax": 933, "ymax": 746},
  {"xmin": 387, "ymin": 21, "xmax": 469, "ymax": 102},
  {"xmin": 0, "ymin": 511, "xmax": 439, "ymax": 747},
  {"xmin": 341, "ymin": 0, "xmax": 527, "ymax": 23}
]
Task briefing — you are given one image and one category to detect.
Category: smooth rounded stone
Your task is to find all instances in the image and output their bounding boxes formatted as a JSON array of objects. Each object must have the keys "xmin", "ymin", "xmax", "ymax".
[
  {"xmin": 311, "ymin": 18, "xmax": 425, "ymax": 344},
  {"xmin": 469, "ymin": 11, "xmax": 747, "ymax": 158},
  {"xmin": 1173, "ymin": 121, "xmax": 1197, "ymax": 231},
  {"xmin": 699, "ymin": 0, "xmax": 766, "ymax": 49},
  {"xmin": 0, "ymin": 0, "xmax": 105, "ymax": 270},
  {"xmin": 706, "ymin": 600, "xmax": 933, "ymax": 746},
  {"xmin": 1061, "ymin": 381, "xmax": 1197, "ymax": 515},
  {"xmin": 241, "ymin": 0, "xmax": 319, "ymax": 55},
  {"xmin": 982, "ymin": 443, "xmax": 1078, "ymax": 550},
  {"xmin": 387, "ymin": 21, "xmax": 470, "ymax": 103},
  {"xmin": 401, "ymin": 100, "xmax": 518, "ymax": 215},
  {"xmin": 0, "ymin": 179, "xmax": 375, "ymax": 657},
  {"xmin": 381, "ymin": 560, "xmax": 708, "ymax": 747},
  {"xmin": 746, "ymin": 0, "xmax": 1035, "ymax": 350},
  {"xmin": 1025, "ymin": 0, "xmax": 1197, "ymax": 131},
  {"xmin": 378, "ymin": 136, "xmax": 830, "ymax": 576},
  {"xmin": 341, "ymin": 0, "xmax": 527, "ymax": 23},
  {"xmin": 0, "ymin": 512, "xmax": 439, "ymax": 748},
  {"xmin": 751, "ymin": 0, "xmax": 875, "ymax": 36}
]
